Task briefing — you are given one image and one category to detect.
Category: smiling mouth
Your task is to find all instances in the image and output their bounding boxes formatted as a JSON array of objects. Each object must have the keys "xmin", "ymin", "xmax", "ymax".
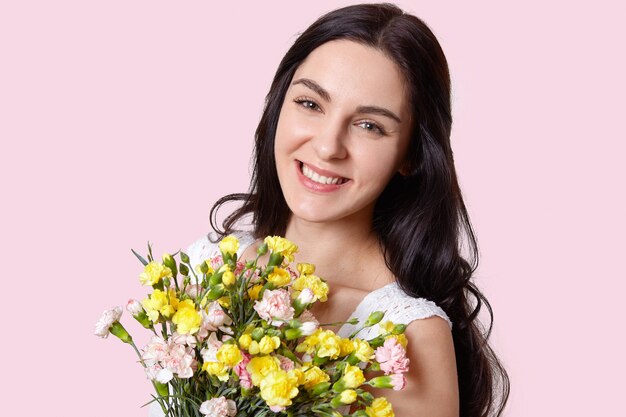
[{"xmin": 298, "ymin": 161, "xmax": 349, "ymax": 185}]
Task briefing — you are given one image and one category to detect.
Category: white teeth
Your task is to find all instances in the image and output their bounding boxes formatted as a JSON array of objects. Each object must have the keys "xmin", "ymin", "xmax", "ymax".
[{"xmin": 301, "ymin": 163, "xmax": 345, "ymax": 185}]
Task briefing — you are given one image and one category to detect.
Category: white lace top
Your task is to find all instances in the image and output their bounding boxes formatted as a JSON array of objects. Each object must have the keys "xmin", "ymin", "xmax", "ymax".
[
  {"xmin": 185, "ymin": 231, "xmax": 453, "ymax": 335},
  {"xmin": 148, "ymin": 231, "xmax": 452, "ymax": 417}
]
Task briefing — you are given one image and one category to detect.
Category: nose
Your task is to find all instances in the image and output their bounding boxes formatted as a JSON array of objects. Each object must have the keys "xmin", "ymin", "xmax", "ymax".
[{"xmin": 310, "ymin": 118, "xmax": 348, "ymax": 161}]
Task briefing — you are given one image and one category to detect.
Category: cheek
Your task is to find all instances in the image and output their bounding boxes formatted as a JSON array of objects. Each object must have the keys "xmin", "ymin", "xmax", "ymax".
[{"xmin": 275, "ymin": 108, "xmax": 317, "ymax": 154}]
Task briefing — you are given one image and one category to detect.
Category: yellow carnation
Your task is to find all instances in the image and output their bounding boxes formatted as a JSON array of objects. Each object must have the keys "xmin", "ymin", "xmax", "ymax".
[
  {"xmin": 247, "ymin": 356, "xmax": 280, "ymax": 386},
  {"xmin": 296, "ymin": 330, "xmax": 322, "ymax": 355},
  {"xmin": 292, "ymin": 274, "xmax": 328, "ymax": 302},
  {"xmin": 387, "ymin": 333, "xmax": 408, "ymax": 349},
  {"xmin": 342, "ymin": 364, "xmax": 365, "ymax": 389},
  {"xmin": 177, "ymin": 298, "xmax": 193, "ymax": 310},
  {"xmin": 264, "ymin": 236, "xmax": 298, "ymax": 263},
  {"xmin": 296, "ymin": 263, "xmax": 315, "ymax": 275},
  {"xmin": 365, "ymin": 397, "xmax": 394, "ymax": 417},
  {"xmin": 218, "ymin": 296, "xmax": 230, "ymax": 308},
  {"xmin": 216, "ymin": 344, "xmax": 243, "ymax": 367},
  {"xmin": 248, "ymin": 284, "xmax": 263, "ymax": 300},
  {"xmin": 218, "ymin": 235, "xmax": 240, "ymax": 256},
  {"xmin": 289, "ymin": 368, "xmax": 305, "ymax": 386},
  {"xmin": 259, "ymin": 369, "xmax": 299, "ymax": 408},
  {"xmin": 159, "ymin": 304, "xmax": 175, "ymax": 319},
  {"xmin": 142, "ymin": 288, "xmax": 179, "ymax": 323},
  {"xmin": 202, "ymin": 361, "xmax": 229, "ymax": 381},
  {"xmin": 339, "ymin": 338, "xmax": 355, "ymax": 356},
  {"xmin": 379, "ymin": 321, "xmax": 395, "ymax": 334},
  {"xmin": 258, "ymin": 335, "xmax": 281, "ymax": 355},
  {"xmin": 267, "ymin": 267, "xmax": 291, "ymax": 287},
  {"xmin": 139, "ymin": 261, "xmax": 172, "ymax": 286},
  {"xmin": 303, "ymin": 366, "xmax": 330, "ymax": 389},
  {"xmin": 316, "ymin": 330, "xmax": 342, "ymax": 359},
  {"xmin": 339, "ymin": 389, "xmax": 357, "ymax": 404},
  {"xmin": 352, "ymin": 339, "xmax": 375, "ymax": 362},
  {"xmin": 172, "ymin": 305, "xmax": 201, "ymax": 334}
]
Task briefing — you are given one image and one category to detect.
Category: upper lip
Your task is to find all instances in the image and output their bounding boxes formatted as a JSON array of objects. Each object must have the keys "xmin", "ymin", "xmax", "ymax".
[{"xmin": 299, "ymin": 161, "xmax": 348, "ymax": 179}]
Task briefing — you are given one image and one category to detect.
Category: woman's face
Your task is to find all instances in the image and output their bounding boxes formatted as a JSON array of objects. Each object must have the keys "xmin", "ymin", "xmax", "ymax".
[{"xmin": 274, "ymin": 39, "xmax": 413, "ymax": 225}]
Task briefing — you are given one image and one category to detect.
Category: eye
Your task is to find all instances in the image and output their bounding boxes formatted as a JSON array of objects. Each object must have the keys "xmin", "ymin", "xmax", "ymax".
[
  {"xmin": 293, "ymin": 97, "xmax": 322, "ymax": 112},
  {"xmin": 356, "ymin": 120, "xmax": 386, "ymax": 136}
]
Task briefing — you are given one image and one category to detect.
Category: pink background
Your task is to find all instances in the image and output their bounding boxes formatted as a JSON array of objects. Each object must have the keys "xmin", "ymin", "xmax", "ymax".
[{"xmin": 1, "ymin": 1, "xmax": 624, "ymax": 415}]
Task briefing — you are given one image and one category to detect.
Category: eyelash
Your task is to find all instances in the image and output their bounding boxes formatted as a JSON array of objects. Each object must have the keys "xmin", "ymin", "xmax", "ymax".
[
  {"xmin": 294, "ymin": 97, "xmax": 321, "ymax": 112},
  {"xmin": 293, "ymin": 97, "xmax": 387, "ymax": 136}
]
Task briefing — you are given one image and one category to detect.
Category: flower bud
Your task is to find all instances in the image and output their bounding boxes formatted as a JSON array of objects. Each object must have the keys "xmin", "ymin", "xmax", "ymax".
[
  {"xmin": 367, "ymin": 335, "xmax": 386, "ymax": 348},
  {"xmin": 180, "ymin": 251, "xmax": 190, "ymax": 264},
  {"xmin": 162, "ymin": 253, "xmax": 177, "ymax": 277},
  {"xmin": 297, "ymin": 288, "xmax": 315, "ymax": 305},
  {"xmin": 126, "ymin": 299, "xmax": 152, "ymax": 329},
  {"xmin": 284, "ymin": 328, "xmax": 301, "ymax": 340},
  {"xmin": 300, "ymin": 321, "xmax": 318, "ymax": 336},
  {"xmin": 179, "ymin": 264, "xmax": 189, "ymax": 276},
  {"xmin": 206, "ymin": 284, "xmax": 225, "ymax": 300},
  {"xmin": 257, "ymin": 242, "xmax": 268, "ymax": 256},
  {"xmin": 364, "ymin": 311, "xmax": 385, "ymax": 327},
  {"xmin": 368, "ymin": 374, "xmax": 406, "ymax": 391},
  {"xmin": 358, "ymin": 390, "xmax": 374, "ymax": 403},
  {"xmin": 185, "ymin": 284, "xmax": 201, "ymax": 299},
  {"xmin": 393, "ymin": 324, "xmax": 407, "ymax": 334},
  {"xmin": 222, "ymin": 270, "xmax": 236, "ymax": 287},
  {"xmin": 268, "ymin": 252, "xmax": 284, "ymax": 267},
  {"xmin": 251, "ymin": 327, "xmax": 265, "ymax": 342},
  {"xmin": 238, "ymin": 334, "xmax": 252, "ymax": 350},
  {"xmin": 331, "ymin": 389, "xmax": 357, "ymax": 408},
  {"xmin": 310, "ymin": 381, "xmax": 331, "ymax": 396},
  {"xmin": 109, "ymin": 321, "xmax": 132, "ymax": 344},
  {"xmin": 196, "ymin": 262, "xmax": 209, "ymax": 275},
  {"xmin": 126, "ymin": 299, "xmax": 143, "ymax": 316}
]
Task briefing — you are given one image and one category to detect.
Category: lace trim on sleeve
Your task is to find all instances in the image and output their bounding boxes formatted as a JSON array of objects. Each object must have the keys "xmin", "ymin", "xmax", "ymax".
[
  {"xmin": 185, "ymin": 231, "xmax": 256, "ymax": 271},
  {"xmin": 337, "ymin": 283, "xmax": 453, "ymax": 340}
]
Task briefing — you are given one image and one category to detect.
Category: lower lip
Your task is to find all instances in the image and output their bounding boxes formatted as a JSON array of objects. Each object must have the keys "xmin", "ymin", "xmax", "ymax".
[{"xmin": 295, "ymin": 161, "xmax": 349, "ymax": 193}]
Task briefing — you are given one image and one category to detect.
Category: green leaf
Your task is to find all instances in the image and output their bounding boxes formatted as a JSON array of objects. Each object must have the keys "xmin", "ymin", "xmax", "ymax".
[{"xmin": 131, "ymin": 248, "xmax": 149, "ymax": 266}]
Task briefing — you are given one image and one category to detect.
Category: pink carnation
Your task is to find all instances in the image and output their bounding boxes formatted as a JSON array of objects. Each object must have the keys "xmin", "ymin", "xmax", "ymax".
[
  {"xmin": 199, "ymin": 397, "xmax": 236, "ymax": 417},
  {"xmin": 94, "ymin": 306, "xmax": 123, "ymax": 338},
  {"xmin": 185, "ymin": 284, "xmax": 202, "ymax": 299},
  {"xmin": 234, "ymin": 352, "xmax": 253, "ymax": 389},
  {"xmin": 200, "ymin": 333, "xmax": 223, "ymax": 362},
  {"xmin": 390, "ymin": 373, "xmax": 406, "ymax": 390},
  {"xmin": 375, "ymin": 338, "xmax": 410, "ymax": 375},
  {"xmin": 253, "ymin": 288, "xmax": 294, "ymax": 326},
  {"xmin": 141, "ymin": 335, "xmax": 197, "ymax": 383},
  {"xmin": 277, "ymin": 355, "xmax": 295, "ymax": 371}
]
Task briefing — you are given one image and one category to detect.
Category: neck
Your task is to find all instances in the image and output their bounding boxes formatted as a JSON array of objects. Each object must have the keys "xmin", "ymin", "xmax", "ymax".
[{"xmin": 283, "ymin": 209, "xmax": 391, "ymax": 290}]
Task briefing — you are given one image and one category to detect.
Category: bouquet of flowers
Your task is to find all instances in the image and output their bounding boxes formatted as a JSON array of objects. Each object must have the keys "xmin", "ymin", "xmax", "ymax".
[{"xmin": 94, "ymin": 235, "xmax": 410, "ymax": 417}]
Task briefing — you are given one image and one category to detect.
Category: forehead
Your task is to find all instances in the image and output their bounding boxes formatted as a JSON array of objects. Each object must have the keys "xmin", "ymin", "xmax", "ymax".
[{"xmin": 291, "ymin": 40, "xmax": 410, "ymax": 119}]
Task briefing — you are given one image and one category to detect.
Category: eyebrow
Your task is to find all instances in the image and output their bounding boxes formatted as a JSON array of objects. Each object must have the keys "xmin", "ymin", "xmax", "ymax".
[
  {"xmin": 292, "ymin": 78, "xmax": 331, "ymax": 102},
  {"xmin": 355, "ymin": 105, "xmax": 402, "ymax": 124},
  {"xmin": 291, "ymin": 77, "xmax": 403, "ymax": 124}
]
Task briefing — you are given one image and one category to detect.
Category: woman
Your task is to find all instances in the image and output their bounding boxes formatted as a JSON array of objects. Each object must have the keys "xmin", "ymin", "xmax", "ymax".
[{"xmin": 180, "ymin": 3, "xmax": 509, "ymax": 417}]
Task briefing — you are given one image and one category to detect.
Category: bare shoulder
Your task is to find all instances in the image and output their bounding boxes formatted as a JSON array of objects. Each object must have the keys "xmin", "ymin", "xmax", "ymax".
[{"xmin": 374, "ymin": 316, "xmax": 459, "ymax": 417}]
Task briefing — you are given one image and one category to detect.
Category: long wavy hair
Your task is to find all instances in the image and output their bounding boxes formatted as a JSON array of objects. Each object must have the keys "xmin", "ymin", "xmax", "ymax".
[{"xmin": 210, "ymin": 3, "xmax": 510, "ymax": 416}]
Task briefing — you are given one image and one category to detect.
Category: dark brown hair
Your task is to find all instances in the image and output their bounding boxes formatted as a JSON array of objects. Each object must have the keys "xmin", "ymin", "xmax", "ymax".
[{"xmin": 210, "ymin": 3, "xmax": 510, "ymax": 416}]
